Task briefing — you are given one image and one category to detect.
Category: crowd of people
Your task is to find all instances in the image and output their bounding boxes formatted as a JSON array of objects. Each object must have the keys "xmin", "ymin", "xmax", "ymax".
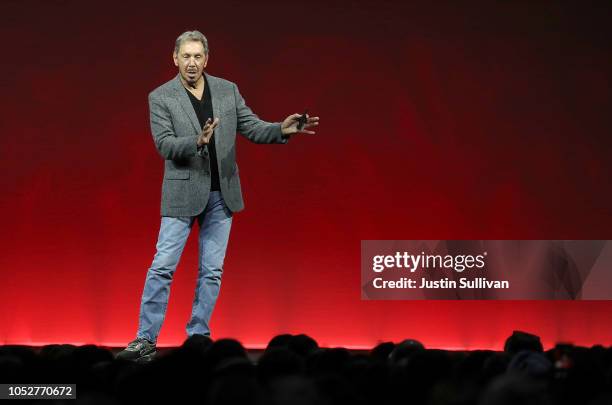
[{"xmin": 1, "ymin": 331, "xmax": 611, "ymax": 404}]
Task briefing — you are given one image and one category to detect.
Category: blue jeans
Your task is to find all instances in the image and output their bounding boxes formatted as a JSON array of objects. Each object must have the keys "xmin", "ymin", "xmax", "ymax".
[{"xmin": 136, "ymin": 191, "xmax": 232, "ymax": 343}]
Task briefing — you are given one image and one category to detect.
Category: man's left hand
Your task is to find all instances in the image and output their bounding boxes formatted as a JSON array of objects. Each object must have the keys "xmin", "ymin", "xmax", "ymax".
[{"xmin": 281, "ymin": 113, "xmax": 320, "ymax": 137}]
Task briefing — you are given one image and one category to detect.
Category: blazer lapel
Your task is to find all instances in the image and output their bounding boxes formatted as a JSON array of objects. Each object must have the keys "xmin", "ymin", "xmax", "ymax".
[
  {"xmin": 205, "ymin": 72, "xmax": 223, "ymax": 149},
  {"xmin": 172, "ymin": 74, "xmax": 201, "ymax": 134},
  {"xmin": 205, "ymin": 73, "xmax": 222, "ymax": 125}
]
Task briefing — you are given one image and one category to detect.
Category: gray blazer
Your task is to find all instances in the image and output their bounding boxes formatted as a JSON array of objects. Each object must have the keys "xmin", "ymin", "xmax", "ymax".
[{"xmin": 148, "ymin": 73, "xmax": 287, "ymax": 217}]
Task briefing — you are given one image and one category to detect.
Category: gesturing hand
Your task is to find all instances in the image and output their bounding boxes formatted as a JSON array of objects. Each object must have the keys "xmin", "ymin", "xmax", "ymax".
[
  {"xmin": 197, "ymin": 117, "xmax": 219, "ymax": 146},
  {"xmin": 281, "ymin": 113, "xmax": 319, "ymax": 136}
]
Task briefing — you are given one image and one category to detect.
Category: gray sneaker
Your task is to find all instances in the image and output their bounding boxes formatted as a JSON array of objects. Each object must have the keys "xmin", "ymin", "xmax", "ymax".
[{"xmin": 116, "ymin": 337, "xmax": 156, "ymax": 362}]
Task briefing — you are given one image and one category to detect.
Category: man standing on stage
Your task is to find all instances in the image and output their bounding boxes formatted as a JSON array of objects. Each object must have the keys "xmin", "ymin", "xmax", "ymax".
[{"xmin": 117, "ymin": 30, "xmax": 318, "ymax": 361}]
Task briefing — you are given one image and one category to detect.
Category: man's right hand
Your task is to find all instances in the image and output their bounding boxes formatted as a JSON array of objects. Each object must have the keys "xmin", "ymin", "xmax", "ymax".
[{"xmin": 197, "ymin": 117, "xmax": 219, "ymax": 146}]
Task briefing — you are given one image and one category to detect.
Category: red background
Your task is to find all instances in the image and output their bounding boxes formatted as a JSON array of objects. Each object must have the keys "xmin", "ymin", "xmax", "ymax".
[{"xmin": 1, "ymin": 1, "xmax": 611, "ymax": 349}]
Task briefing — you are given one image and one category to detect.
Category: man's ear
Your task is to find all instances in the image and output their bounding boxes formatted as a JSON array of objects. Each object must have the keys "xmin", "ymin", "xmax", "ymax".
[
  {"xmin": 203, "ymin": 53, "xmax": 209, "ymax": 68},
  {"xmin": 173, "ymin": 53, "xmax": 178, "ymax": 67}
]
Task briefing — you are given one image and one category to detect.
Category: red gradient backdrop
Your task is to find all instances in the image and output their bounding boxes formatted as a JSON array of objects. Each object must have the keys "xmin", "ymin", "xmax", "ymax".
[{"xmin": 1, "ymin": 1, "xmax": 611, "ymax": 349}]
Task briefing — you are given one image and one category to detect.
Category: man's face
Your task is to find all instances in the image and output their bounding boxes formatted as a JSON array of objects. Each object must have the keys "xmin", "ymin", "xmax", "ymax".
[{"xmin": 173, "ymin": 40, "xmax": 208, "ymax": 85}]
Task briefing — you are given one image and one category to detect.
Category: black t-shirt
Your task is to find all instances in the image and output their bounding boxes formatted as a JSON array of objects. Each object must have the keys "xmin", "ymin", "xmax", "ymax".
[{"xmin": 185, "ymin": 77, "xmax": 220, "ymax": 191}]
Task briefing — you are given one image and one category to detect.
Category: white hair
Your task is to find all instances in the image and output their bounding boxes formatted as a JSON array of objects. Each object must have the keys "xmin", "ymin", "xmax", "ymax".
[{"xmin": 174, "ymin": 30, "xmax": 209, "ymax": 55}]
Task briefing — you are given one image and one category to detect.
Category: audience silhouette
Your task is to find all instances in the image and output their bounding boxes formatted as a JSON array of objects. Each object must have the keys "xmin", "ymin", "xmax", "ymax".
[{"xmin": 1, "ymin": 330, "xmax": 611, "ymax": 404}]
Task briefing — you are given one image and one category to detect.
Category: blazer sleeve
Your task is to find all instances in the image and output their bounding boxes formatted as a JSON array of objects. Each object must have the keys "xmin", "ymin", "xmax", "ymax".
[
  {"xmin": 149, "ymin": 92, "xmax": 199, "ymax": 160},
  {"xmin": 233, "ymin": 83, "xmax": 288, "ymax": 144}
]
